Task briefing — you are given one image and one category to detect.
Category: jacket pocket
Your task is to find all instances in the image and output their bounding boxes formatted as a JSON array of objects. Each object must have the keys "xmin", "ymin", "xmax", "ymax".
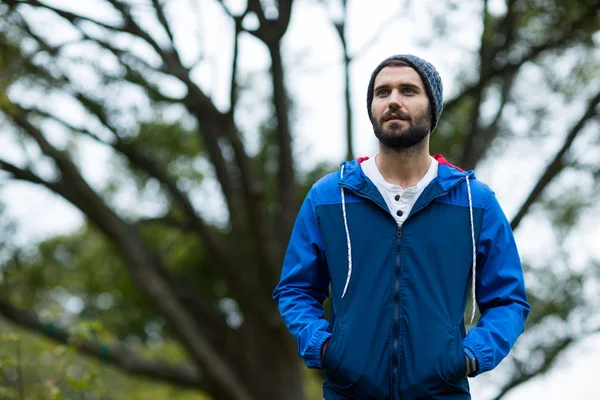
[
  {"xmin": 439, "ymin": 324, "xmax": 467, "ymax": 385},
  {"xmin": 323, "ymin": 316, "xmax": 353, "ymax": 390}
]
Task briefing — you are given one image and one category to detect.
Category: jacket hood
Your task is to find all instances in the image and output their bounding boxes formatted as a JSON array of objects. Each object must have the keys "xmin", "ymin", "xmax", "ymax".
[{"xmin": 338, "ymin": 154, "xmax": 475, "ymax": 191}]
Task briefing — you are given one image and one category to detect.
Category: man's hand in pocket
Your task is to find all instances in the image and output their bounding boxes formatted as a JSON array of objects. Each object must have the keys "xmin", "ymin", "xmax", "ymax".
[
  {"xmin": 321, "ymin": 339, "xmax": 329, "ymax": 364},
  {"xmin": 465, "ymin": 354, "xmax": 471, "ymax": 377}
]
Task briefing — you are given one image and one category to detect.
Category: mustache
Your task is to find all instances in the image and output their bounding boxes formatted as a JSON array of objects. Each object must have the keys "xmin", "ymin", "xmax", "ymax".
[{"xmin": 381, "ymin": 110, "xmax": 411, "ymax": 121}]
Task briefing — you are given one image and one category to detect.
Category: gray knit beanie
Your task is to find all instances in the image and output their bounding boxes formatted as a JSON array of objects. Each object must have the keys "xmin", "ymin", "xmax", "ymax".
[{"xmin": 367, "ymin": 54, "xmax": 443, "ymax": 132}]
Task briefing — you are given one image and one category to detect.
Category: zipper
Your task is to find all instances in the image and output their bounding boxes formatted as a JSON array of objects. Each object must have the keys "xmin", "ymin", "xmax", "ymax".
[
  {"xmin": 339, "ymin": 182, "xmax": 402, "ymax": 395},
  {"xmin": 393, "ymin": 224, "xmax": 402, "ymax": 398}
]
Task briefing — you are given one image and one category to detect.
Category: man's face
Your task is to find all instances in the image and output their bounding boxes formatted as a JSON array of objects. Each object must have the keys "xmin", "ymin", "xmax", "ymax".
[{"xmin": 370, "ymin": 66, "xmax": 431, "ymax": 148}]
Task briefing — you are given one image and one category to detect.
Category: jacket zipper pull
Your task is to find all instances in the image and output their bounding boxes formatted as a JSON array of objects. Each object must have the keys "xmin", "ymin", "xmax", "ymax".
[{"xmin": 397, "ymin": 226, "xmax": 403, "ymax": 237}]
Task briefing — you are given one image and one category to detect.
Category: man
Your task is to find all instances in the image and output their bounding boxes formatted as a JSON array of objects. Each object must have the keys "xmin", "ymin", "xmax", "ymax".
[{"xmin": 273, "ymin": 54, "xmax": 530, "ymax": 399}]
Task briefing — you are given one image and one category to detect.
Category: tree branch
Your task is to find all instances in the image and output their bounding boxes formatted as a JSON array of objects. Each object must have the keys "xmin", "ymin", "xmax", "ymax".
[
  {"xmin": 23, "ymin": 105, "xmax": 231, "ymax": 274},
  {"xmin": 12, "ymin": 0, "xmax": 169, "ymax": 70},
  {"xmin": 75, "ymin": 33, "xmax": 180, "ymax": 104},
  {"xmin": 461, "ymin": 69, "xmax": 516, "ymax": 169},
  {"xmin": 341, "ymin": 0, "xmax": 353, "ymax": 161},
  {"xmin": 491, "ymin": 336, "xmax": 574, "ymax": 400},
  {"xmin": 444, "ymin": 7, "xmax": 598, "ymax": 116},
  {"xmin": 14, "ymin": 0, "xmax": 214, "ymax": 114},
  {"xmin": 460, "ymin": 0, "xmax": 519, "ymax": 170},
  {"xmin": 214, "ymin": 0, "xmax": 236, "ymax": 19},
  {"xmin": 274, "ymin": 0, "xmax": 294, "ymax": 39},
  {"xmin": 511, "ymin": 90, "xmax": 600, "ymax": 230},
  {"xmin": 0, "ymin": 298, "xmax": 204, "ymax": 389},
  {"xmin": 491, "ymin": 321, "xmax": 600, "ymax": 400},
  {"xmin": 247, "ymin": 0, "xmax": 268, "ymax": 27},
  {"xmin": 0, "ymin": 154, "xmax": 99, "ymax": 224},
  {"xmin": 230, "ymin": 20, "xmax": 242, "ymax": 114},
  {"xmin": 459, "ymin": 0, "xmax": 493, "ymax": 169},
  {"xmin": 268, "ymin": 42, "xmax": 297, "ymax": 247},
  {"xmin": 321, "ymin": 0, "xmax": 353, "ymax": 160},
  {"xmin": 101, "ymin": 0, "xmax": 206, "ymax": 110},
  {"xmin": 244, "ymin": 0, "xmax": 294, "ymax": 43},
  {"xmin": 120, "ymin": 143, "xmax": 230, "ymax": 262},
  {"xmin": 8, "ymin": 0, "xmax": 123, "ymax": 33},
  {"xmin": 469, "ymin": 70, "xmax": 515, "ymax": 164},
  {"xmin": 0, "ymin": 159, "xmax": 55, "ymax": 188},
  {"xmin": 151, "ymin": 0, "xmax": 175, "ymax": 47},
  {"xmin": 29, "ymin": 107, "xmax": 108, "ymax": 143},
  {"xmin": 10, "ymin": 113, "xmax": 68, "ymax": 163},
  {"xmin": 134, "ymin": 215, "xmax": 194, "ymax": 232},
  {"xmin": 103, "ymin": 0, "xmax": 169, "ymax": 62}
]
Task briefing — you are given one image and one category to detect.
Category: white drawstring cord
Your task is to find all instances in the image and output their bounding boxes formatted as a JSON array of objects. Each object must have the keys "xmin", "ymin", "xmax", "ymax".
[
  {"xmin": 340, "ymin": 165, "xmax": 352, "ymax": 298},
  {"xmin": 466, "ymin": 175, "xmax": 477, "ymax": 324}
]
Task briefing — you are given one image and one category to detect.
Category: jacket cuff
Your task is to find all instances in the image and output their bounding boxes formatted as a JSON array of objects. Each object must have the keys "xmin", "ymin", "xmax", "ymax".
[
  {"xmin": 464, "ymin": 347, "xmax": 477, "ymax": 377},
  {"xmin": 463, "ymin": 337, "xmax": 486, "ymax": 377},
  {"xmin": 306, "ymin": 329, "xmax": 331, "ymax": 369}
]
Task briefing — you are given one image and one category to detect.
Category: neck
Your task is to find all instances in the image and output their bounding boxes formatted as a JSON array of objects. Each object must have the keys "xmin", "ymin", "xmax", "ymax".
[{"xmin": 376, "ymin": 137, "xmax": 432, "ymax": 188}]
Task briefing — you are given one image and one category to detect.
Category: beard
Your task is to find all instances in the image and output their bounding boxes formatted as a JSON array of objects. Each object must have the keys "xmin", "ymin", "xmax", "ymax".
[{"xmin": 371, "ymin": 108, "xmax": 431, "ymax": 149}]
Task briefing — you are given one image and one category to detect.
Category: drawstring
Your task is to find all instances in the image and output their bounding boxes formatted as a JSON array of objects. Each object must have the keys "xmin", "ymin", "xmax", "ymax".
[
  {"xmin": 466, "ymin": 175, "xmax": 477, "ymax": 323},
  {"xmin": 340, "ymin": 165, "xmax": 352, "ymax": 298}
]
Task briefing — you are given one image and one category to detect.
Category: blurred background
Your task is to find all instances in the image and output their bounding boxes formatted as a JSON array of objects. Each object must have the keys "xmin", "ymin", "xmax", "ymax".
[{"xmin": 0, "ymin": 0, "xmax": 599, "ymax": 399}]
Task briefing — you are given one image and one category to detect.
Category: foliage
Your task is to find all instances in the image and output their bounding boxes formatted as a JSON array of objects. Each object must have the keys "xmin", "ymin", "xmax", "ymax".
[{"xmin": 0, "ymin": 321, "xmax": 210, "ymax": 400}]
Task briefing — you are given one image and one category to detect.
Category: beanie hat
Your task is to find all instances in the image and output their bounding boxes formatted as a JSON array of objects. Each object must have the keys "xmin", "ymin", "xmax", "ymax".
[{"xmin": 366, "ymin": 54, "xmax": 444, "ymax": 132}]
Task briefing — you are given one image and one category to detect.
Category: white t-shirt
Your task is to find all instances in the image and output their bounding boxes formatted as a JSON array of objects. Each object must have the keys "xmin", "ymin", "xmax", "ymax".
[{"xmin": 360, "ymin": 155, "xmax": 438, "ymax": 226}]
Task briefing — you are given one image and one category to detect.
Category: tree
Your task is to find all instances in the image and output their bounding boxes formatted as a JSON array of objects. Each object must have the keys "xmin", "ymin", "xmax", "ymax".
[
  {"xmin": 0, "ymin": 0, "xmax": 598, "ymax": 400},
  {"xmin": 0, "ymin": 0, "xmax": 304, "ymax": 399}
]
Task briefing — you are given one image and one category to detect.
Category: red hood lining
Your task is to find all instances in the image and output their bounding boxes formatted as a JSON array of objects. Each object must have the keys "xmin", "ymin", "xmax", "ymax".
[{"xmin": 356, "ymin": 154, "xmax": 464, "ymax": 172}]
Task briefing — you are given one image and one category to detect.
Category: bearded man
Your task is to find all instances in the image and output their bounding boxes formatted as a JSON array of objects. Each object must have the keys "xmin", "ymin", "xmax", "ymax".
[{"xmin": 273, "ymin": 54, "xmax": 530, "ymax": 400}]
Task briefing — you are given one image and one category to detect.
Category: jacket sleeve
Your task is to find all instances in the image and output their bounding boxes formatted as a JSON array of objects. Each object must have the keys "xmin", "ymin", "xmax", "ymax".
[
  {"xmin": 463, "ymin": 189, "xmax": 530, "ymax": 376},
  {"xmin": 272, "ymin": 187, "xmax": 331, "ymax": 369}
]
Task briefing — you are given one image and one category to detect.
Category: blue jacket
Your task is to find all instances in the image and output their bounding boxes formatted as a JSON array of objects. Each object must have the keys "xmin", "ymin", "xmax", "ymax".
[{"xmin": 273, "ymin": 155, "xmax": 530, "ymax": 399}]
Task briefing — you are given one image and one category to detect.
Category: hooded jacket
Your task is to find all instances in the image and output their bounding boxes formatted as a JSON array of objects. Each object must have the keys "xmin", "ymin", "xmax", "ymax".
[{"xmin": 273, "ymin": 155, "xmax": 530, "ymax": 399}]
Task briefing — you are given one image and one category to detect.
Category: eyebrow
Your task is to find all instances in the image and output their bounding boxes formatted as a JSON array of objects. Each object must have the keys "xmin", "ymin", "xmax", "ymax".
[{"xmin": 374, "ymin": 83, "xmax": 422, "ymax": 92}]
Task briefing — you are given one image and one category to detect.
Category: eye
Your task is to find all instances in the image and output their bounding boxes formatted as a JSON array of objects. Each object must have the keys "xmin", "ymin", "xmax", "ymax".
[
  {"xmin": 376, "ymin": 89, "xmax": 390, "ymax": 96},
  {"xmin": 403, "ymin": 87, "xmax": 416, "ymax": 94}
]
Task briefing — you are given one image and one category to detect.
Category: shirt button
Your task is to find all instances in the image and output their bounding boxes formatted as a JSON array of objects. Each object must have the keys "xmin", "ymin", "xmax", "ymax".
[
  {"xmin": 395, "ymin": 195, "xmax": 400, "ymax": 201},
  {"xmin": 396, "ymin": 210, "xmax": 403, "ymax": 217}
]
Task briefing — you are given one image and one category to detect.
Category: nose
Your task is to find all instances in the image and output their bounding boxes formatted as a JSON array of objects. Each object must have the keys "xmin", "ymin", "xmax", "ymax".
[{"xmin": 387, "ymin": 89, "xmax": 403, "ymax": 109}]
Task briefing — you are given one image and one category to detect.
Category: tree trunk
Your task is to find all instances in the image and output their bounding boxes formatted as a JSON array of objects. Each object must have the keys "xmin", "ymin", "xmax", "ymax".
[
  {"xmin": 343, "ymin": 52, "xmax": 354, "ymax": 161},
  {"xmin": 268, "ymin": 41, "xmax": 297, "ymax": 252}
]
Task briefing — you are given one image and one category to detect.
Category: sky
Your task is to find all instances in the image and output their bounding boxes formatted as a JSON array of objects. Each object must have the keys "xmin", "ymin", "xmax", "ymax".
[{"xmin": 0, "ymin": 0, "xmax": 599, "ymax": 399}]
